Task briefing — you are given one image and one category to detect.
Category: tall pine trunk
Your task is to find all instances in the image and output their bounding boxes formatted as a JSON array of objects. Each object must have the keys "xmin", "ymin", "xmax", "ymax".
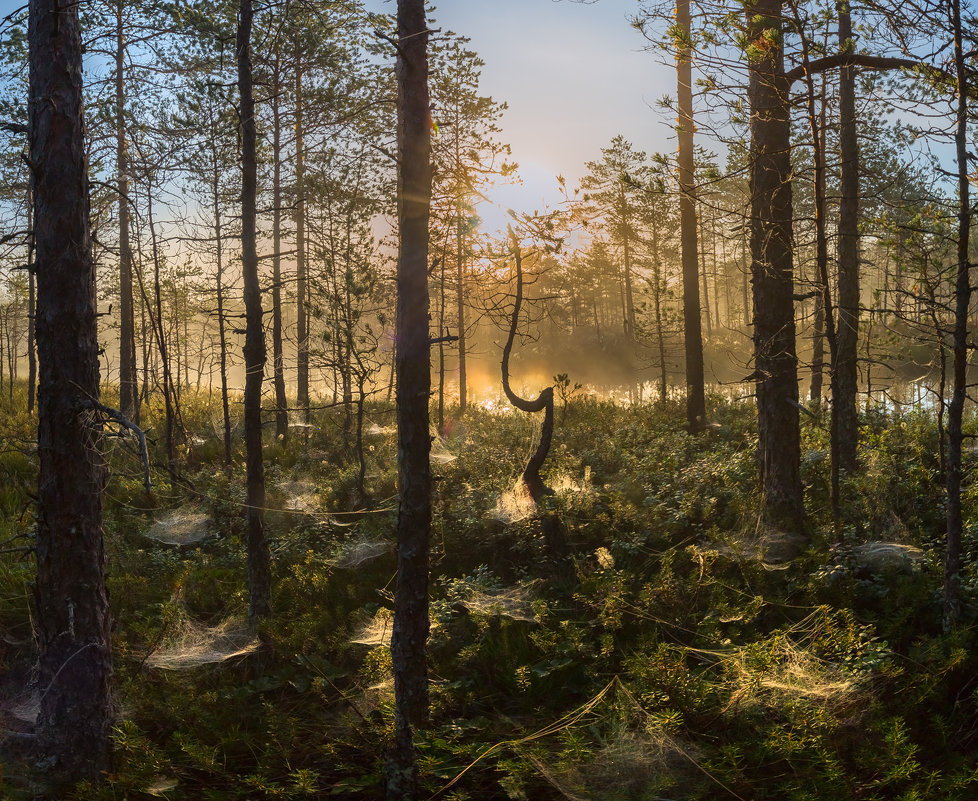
[
  {"xmin": 438, "ymin": 247, "xmax": 446, "ymax": 430},
  {"xmin": 698, "ymin": 209, "xmax": 713, "ymax": 337},
  {"xmin": 26, "ymin": 191, "xmax": 35, "ymax": 416},
  {"xmin": 650, "ymin": 210, "xmax": 668, "ymax": 405},
  {"xmin": 944, "ymin": 0, "xmax": 970, "ymax": 630},
  {"xmin": 746, "ymin": 0, "xmax": 804, "ymax": 527},
  {"xmin": 793, "ymin": 3, "xmax": 838, "ymax": 500},
  {"xmin": 620, "ymin": 181, "xmax": 636, "ymax": 340},
  {"xmin": 456, "ymin": 198, "xmax": 467, "ymax": 413},
  {"xmin": 387, "ymin": 1, "xmax": 432, "ymax": 796},
  {"xmin": 146, "ymin": 184, "xmax": 178, "ymax": 478},
  {"xmin": 271, "ymin": 52, "xmax": 289, "ymax": 442},
  {"xmin": 295, "ymin": 65, "xmax": 310, "ymax": 424},
  {"xmin": 810, "ymin": 276, "xmax": 825, "ymax": 401},
  {"xmin": 677, "ymin": 0, "xmax": 705, "ymax": 431},
  {"xmin": 237, "ymin": 0, "xmax": 270, "ymax": 621},
  {"xmin": 834, "ymin": 1, "xmax": 860, "ymax": 482},
  {"xmin": 116, "ymin": 0, "xmax": 137, "ymax": 422},
  {"xmin": 30, "ymin": 0, "xmax": 113, "ymax": 786},
  {"xmin": 211, "ymin": 142, "xmax": 233, "ymax": 469}
]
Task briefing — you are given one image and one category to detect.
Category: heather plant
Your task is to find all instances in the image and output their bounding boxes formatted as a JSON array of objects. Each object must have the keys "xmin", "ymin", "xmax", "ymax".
[{"xmin": 0, "ymin": 384, "xmax": 976, "ymax": 799}]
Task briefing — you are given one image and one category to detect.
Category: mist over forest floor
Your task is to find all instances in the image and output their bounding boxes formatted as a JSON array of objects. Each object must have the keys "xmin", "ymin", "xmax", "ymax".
[{"xmin": 0, "ymin": 383, "xmax": 976, "ymax": 799}]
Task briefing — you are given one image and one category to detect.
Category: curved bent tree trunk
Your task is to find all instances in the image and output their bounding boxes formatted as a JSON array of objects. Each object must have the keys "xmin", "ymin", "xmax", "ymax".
[
  {"xmin": 387, "ymin": 1, "xmax": 433, "ymax": 797},
  {"xmin": 30, "ymin": 0, "xmax": 113, "ymax": 787},
  {"xmin": 502, "ymin": 235, "xmax": 556, "ymax": 502},
  {"xmin": 502, "ymin": 234, "xmax": 570, "ymax": 570}
]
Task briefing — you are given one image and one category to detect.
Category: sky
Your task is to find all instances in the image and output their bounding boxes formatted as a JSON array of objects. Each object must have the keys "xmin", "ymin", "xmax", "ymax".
[
  {"xmin": 366, "ymin": 0, "xmax": 677, "ymax": 233},
  {"xmin": 3, "ymin": 0, "xmax": 678, "ymax": 233}
]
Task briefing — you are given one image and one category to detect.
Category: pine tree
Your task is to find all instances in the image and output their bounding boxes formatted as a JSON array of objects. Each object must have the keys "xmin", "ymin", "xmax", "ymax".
[
  {"xmin": 387, "ymin": 0, "xmax": 432, "ymax": 796},
  {"xmin": 30, "ymin": 0, "xmax": 113, "ymax": 787}
]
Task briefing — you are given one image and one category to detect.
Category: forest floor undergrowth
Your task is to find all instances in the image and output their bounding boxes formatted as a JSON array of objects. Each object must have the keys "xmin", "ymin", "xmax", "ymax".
[{"xmin": 0, "ymin": 387, "xmax": 977, "ymax": 800}]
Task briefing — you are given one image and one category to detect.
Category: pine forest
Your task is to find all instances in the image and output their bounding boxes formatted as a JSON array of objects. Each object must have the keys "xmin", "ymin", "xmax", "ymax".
[{"xmin": 3, "ymin": 0, "xmax": 978, "ymax": 798}]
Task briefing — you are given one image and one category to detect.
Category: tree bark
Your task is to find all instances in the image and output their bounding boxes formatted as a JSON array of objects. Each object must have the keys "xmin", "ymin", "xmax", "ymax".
[
  {"xmin": 27, "ymin": 191, "xmax": 35, "ymax": 416},
  {"xmin": 791, "ymin": 3, "xmax": 838, "ymax": 508},
  {"xmin": 677, "ymin": 0, "xmax": 706, "ymax": 431},
  {"xmin": 620, "ymin": 181, "xmax": 636, "ymax": 340},
  {"xmin": 237, "ymin": 0, "xmax": 270, "ymax": 622},
  {"xmin": 29, "ymin": 0, "xmax": 113, "ymax": 787},
  {"xmin": 650, "ymin": 209, "xmax": 668, "ymax": 406},
  {"xmin": 116, "ymin": 0, "xmax": 137, "ymax": 423},
  {"xmin": 807, "ymin": 71, "xmax": 829, "ymax": 405},
  {"xmin": 746, "ymin": 0, "xmax": 804, "ymax": 527},
  {"xmin": 784, "ymin": 52, "xmax": 920, "ymax": 84},
  {"xmin": 146, "ymin": 182, "xmax": 178, "ymax": 479},
  {"xmin": 5, "ymin": 309, "xmax": 14, "ymax": 403},
  {"xmin": 810, "ymin": 282, "xmax": 825, "ymax": 400},
  {"xmin": 835, "ymin": 1, "xmax": 860, "ymax": 477},
  {"xmin": 438, "ymin": 241, "xmax": 446, "ymax": 431},
  {"xmin": 295, "ymin": 65, "xmax": 310, "ymax": 424},
  {"xmin": 698, "ymin": 207, "xmax": 712, "ymax": 337},
  {"xmin": 710, "ymin": 210, "xmax": 722, "ymax": 329},
  {"xmin": 271, "ymin": 51, "xmax": 289, "ymax": 442},
  {"xmin": 944, "ymin": 0, "xmax": 969, "ymax": 631},
  {"xmin": 209, "ymin": 119, "xmax": 233, "ymax": 469},
  {"xmin": 741, "ymin": 230, "xmax": 750, "ymax": 326},
  {"xmin": 456, "ymin": 198, "xmax": 467, "ymax": 413},
  {"xmin": 387, "ymin": 2, "xmax": 432, "ymax": 797}
]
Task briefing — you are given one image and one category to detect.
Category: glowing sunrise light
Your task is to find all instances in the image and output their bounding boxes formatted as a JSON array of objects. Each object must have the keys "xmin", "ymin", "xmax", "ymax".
[{"xmin": 476, "ymin": 160, "xmax": 568, "ymax": 235}]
